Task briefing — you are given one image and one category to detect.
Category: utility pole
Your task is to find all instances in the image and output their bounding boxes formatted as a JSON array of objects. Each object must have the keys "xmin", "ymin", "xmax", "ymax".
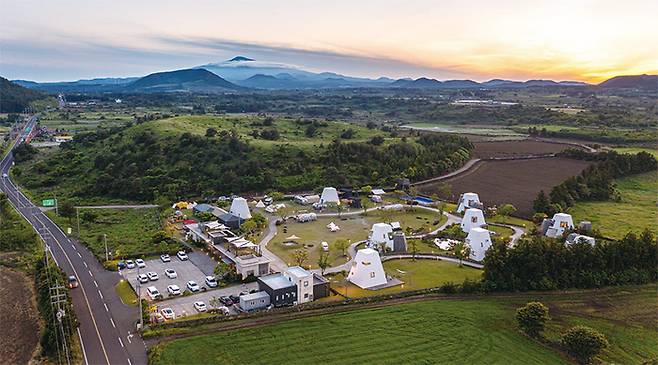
[
  {"xmin": 50, "ymin": 284, "xmax": 71, "ymax": 365},
  {"xmin": 54, "ymin": 193, "xmax": 58, "ymax": 215},
  {"xmin": 76, "ymin": 207, "xmax": 80, "ymax": 238},
  {"xmin": 104, "ymin": 234, "xmax": 108, "ymax": 262}
]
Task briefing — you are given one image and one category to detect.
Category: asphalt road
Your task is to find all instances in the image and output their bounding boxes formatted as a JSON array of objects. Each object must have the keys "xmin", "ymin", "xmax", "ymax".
[{"xmin": 0, "ymin": 116, "xmax": 147, "ymax": 365}]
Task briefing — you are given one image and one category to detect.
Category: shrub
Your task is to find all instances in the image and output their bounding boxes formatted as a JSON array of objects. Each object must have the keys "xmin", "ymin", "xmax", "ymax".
[
  {"xmin": 561, "ymin": 325, "xmax": 609, "ymax": 364},
  {"xmin": 515, "ymin": 301, "xmax": 550, "ymax": 337}
]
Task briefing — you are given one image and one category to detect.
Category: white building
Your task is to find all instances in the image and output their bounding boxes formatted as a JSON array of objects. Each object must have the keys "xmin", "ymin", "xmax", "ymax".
[
  {"xmin": 545, "ymin": 213, "xmax": 574, "ymax": 238},
  {"xmin": 320, "ymin": 187, "xmax": 340, "ymax": 205},
  {"xmin": 347, "ymin": 248, "xmax": 387, "ymax": 289},
  {"xmin": 229, "ymin": 197, "xmax": 252, "ymax": 220},
  {"xmin": 283, "ymin": 266, "xmax": 314, "ymax": 304},
  {"xmin": 461, "ymin": 208, "xmax": 486, "ymax": 233},
  {"xmin": 457, "ymin": 192, "xmax": 482, "ymax": 213},
  {"xmin": 465, "ymin": 227, "xmax": 493, "ymax": 261},
  {"xmin": 565, "ymin": 233, "xmax": 596, "ymax": 246},
  {"xmin": 369, "ymin": 223, "xmax": 394, "ymax": 250}
]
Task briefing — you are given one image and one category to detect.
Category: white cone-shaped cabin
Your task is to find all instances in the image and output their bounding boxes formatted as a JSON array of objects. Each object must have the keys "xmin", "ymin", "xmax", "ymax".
[
  {"xmin": 545, "ymin": 213, "xmax": 574, "ymax": 238},
  {"xmin": 461, "ymin": 208, "xmax": 486, "ymax": 233},
  {"xmin": 229, "ymin": 197, "xmax": 252, "ymax": 220},
  {"xmin": 465, "ymin": 227, "xmax": 492, "ymax": 261},
  {"xmin": 369, "ymin": 223, "xmax": 394, "ymax": 250},
  {"xmin": 347, "ymin": 248, "xmax": 387, "ymax": 289},
  {"xmin": 457, "ymin": 192, "xmax": 481, "ymax": 213},
  {"xmin": 320, "ymin": 187, "xmax": 340, "ymax": 205}
]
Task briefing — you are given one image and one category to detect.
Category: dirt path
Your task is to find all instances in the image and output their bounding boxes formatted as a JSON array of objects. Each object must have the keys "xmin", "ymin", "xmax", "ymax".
[{"xmin": 0, "ymin": 267, "xmax": 40, "ymax": 365}]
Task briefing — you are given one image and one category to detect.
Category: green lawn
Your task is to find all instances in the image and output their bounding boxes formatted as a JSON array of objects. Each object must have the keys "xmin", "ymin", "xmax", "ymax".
[
  {"xmin": 612, "ymin": 147, "xmax": 658, "ymax": 158},
  {"xmin": 569, "ymin": 172, "xmax": 657, "ymax": 239},
  {"xmin": 115, "ymin": 279, "xmax": 137, "ymax": 306},
  {"xmin": 151, "ymin": 285, "xmax": 657, "ymax": 365},
  {"xmin": 45, "ymin": 208, "xmax": 180, "ymax": 261}
]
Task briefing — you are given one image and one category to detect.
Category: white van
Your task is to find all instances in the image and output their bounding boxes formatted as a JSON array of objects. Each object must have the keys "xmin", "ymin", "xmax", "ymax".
[
  {"xmin": 321, "ymin": 242, "xmax": 329, "ymax": 252},
  {"xmin": 147, "ymin": 286, "xmax": 160, "ymax": 300}
]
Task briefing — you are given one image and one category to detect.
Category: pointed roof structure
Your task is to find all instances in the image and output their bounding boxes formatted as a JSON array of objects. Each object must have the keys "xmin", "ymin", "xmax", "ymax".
[
  {"xmin": 229, "ymin": 197, "xmax": 252, "ymax": 220},
  {"xmin": 347, "ymin": 248, "xmax": 387, "ymax": 289},
  {"xmin": 320, "ymin": 187, "xmax": 340, "ymax": 205},
  {"xmin": 457, "ymin": 192, "xmax": 482, "ymax": 213},
  {"xmin": 545, "ymin": 213, "xmax": 574, "ymax": 238},
  {"xmin": 465, "ymin": 227, "xmax": 492, "ymax": 261},
  {"xmin": 369, "ymin": 223, "xmax": 394, "ymax": 250},
  {"xmin": 255, "ymin": 200, "xmax": 266, "ymax": 208},
  {"xmin": 461, "ymin": 208, "xmax": 486, "ymax": 233}
]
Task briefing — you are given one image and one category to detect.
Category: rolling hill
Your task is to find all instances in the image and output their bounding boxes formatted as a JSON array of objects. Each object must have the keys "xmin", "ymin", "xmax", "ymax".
[
  {"xmin": 127, "ymin": 69, "xmax": 241, "ymax": 92},
  {"xmin": 0, "ymin": 77, "xmax": 47, "ymax": 112},
  {"xmin": 599, "ymin": 74, "xmax": 657, "ymax": 90}
]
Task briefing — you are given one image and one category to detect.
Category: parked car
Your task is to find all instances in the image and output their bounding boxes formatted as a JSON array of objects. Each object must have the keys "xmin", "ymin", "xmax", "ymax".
[
  {"xmin": 147, "ymin": 272, "xmax": 159, "ymax": 281},
  {"xmin": 153, "ymin": 312, "xmax": 165, "ymax": 323},
  {"xmin": 67, "ymin": 275, "xmax": 78, "ymax": 289},
  {"xmin": 205, "ymin": 276, "xmax": 218, "ymax": 288},
  {"xmin": 160, "ymin": 254, "xmax": 171, "ymax": 263},
  {"xmin": 146, "ymin": 286, "xmax": 160, "ymax": 300},
  {"xmin": 2, "ymin": 173, "xmax": 8, "ymax": 178},
  {"xmin": 160, "ymin": 308, "xmax": 175, "ymax": 320},
  {"xmin": 229, "ymin": 294, "xmax": 240, "ymax": 304},
  {"xmin": 249, "ymin": 289, "xmax": 258, "ymax": 294},
  {"xmin": 177, "ymin": 251, "xmax": 189, "ymax": 261},
  {"xmin": 187, "ymin": 280, "xmax": 200, "ymax": 292},
  {"xmin": 117, "ymin": 261, "xmax": 126, "ymax": 270},
  {"xmin": 167, "ymin": 285, "xmax": 181, "ymax": 296},
  {"xmin": 125, "ymin": 260, "xmax": 136, "ymax": 269},
  {"xmin": 216, "ymin": 306, "xmax": 230, "ymax": 316},
  {"xmin": 137, "ymin": 274, "xmax": 149, "ymax": 284},
  {"xmin": 193, "ymin": 301, "xmax": 207, "ymax": 312},
  {"xmin": 135, "ymin": 259, "xmax": 146, "ymax": 268},
  {"xmin": 219, "ymin": 296, "xmax": 233, "ymax": 306},
  {"xmin": 165, "ymin": 268, "xmax": 177, "ymax": 279}
]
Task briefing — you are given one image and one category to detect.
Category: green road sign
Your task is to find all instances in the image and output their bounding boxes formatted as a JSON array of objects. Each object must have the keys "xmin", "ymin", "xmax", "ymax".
[{"xmin": 42, "ymin": 199, "xmax": 56, "ymax": 207}]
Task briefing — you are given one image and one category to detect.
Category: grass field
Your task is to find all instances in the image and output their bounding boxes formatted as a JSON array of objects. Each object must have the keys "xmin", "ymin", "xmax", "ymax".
[
  {"xmin": 115, "ymin": 279, "xmax": 138, "ymax": 306},
  {"xmin": 611, "ymin": 147, "xmax": 658, "ymax": 158},
  {"xmin": 569, "ymin": 172, "xmax": 657, "ymax": 239},
  {"xmin": 45, "ymin": 208, "xmax": 180, "ymax": 261},
  {"xmin": 151, "ymin": 285, "xmax": 657, "ymax": 365},
  {"xmin": 269, "ymin": 208, "xmax": 445, "ymax": 268}
]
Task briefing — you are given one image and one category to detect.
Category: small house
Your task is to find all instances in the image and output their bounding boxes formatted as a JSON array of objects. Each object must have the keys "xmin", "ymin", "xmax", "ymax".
[
  {"xmin": 465, "ymin": 227, "xmax": 492, "ymax": 261},
  {"xmin": 457, "ymin": 192, "xmax": 482, "ymax": 213},
  {"xmin": 369, "ymin": 223, "xmax": 394, "ymax": 250},
  {"xmin": 347, "ymin": 249, "xmax": 387, "ymax": 289},
  {"xmin": 320, "ymin": 187, "xmax": 340, "ymax": 205},
  {"xmin": 565, "ymin": 233, "xmax": 596, "ymax": 246},
  {"xmin": 283, "ymin": 266, "xmax": 314, "ymax": 304},
  {"xmin": 239, "ymin": 291, "xmax": 270, "ymax": 311},
  {"xmin": 229, "ymin": 197, "xmax": 252, "ymax": 220},
  {"xmin": 543, "ymin": 213, "xmax": 574, "ymax": 238},
  {"xmin": 257, "ymin": 274, "xmax": 297, "ymax": 307},
  {"xmin": 391, "ymin": 232, "xmax": 407, "ymax": 252},
  {"xmin": 460, "ymin": 208, "xmax": 486, "ymax": 233}
]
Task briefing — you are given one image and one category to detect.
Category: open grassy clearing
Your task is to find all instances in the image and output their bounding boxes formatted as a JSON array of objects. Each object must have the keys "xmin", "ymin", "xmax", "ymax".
[
  {"xmin": 569, "ymin": 171, "xmax": 657, "ymax": 239},
  {"xmin": 151, "ymin": 285, "xmax": 658, "ymax": 364},
  {"xmin": 268, "ymin": 208, "xmax": 445, "ymax": 268},
  {"xmin": 404, "ymin": 122, "xmax": 525, "ymax": 137},
  {"xmin": 611, "ymin": 146, "xmax": 658, "ymax": 158},
  {"xmin": 115, "ymin": 279, "xmax": 138, "ymax": 306},
  {"xmin": 45, "ymin": 208, "xmax": 180, "ymax": 261}
]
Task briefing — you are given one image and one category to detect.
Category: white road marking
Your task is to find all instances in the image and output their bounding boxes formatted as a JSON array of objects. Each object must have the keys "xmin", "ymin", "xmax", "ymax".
[
  {"xmin": 104, "ymin": 303, "xmax": 109, "ymax": 312},
  {"xmin": 77, "ymin": 252, "xmax": 82, "ymax": 258},
  {"xmin": 98, "ymin": 290, "xmax": 103, "ymax": 299},
  {"xmin": 84, "ymin": 261, "xmax": 88, "ymax": 268},
  {"xmin": 94, "ymin": 280, "xmax": 98, "ymax": 288},
  {"xmin": 118, "ymin": 337, "xmax": 124, "ymax": 348},
  {"xmin": 88, "ymin": 270, "xmax": 93, "ymax": 277},
  {"xmin": 77, "ymin": 327, "xmax": 89, "ymax": 365},
  {"xmin": 127, "ymin": 359, "xmax": 132, "ymax": 365},
  {"xmin": 110, "ymin": 318, "xmax": 116, "ymax": 328},
  {"xmin": 126, "ymin": 334, "xmax": 132, "ymax": 344}
]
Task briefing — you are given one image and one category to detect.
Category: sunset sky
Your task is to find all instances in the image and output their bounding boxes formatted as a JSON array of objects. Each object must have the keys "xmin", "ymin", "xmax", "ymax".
[{"xmin": 1, "ymin": 0, "xmax": 656, "ymax": 82}]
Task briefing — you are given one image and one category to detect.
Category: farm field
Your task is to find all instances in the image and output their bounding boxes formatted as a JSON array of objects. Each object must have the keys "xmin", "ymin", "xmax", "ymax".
[
  {"xmin": 569, "ymin": 171, "xmax": 657, "ymax": 239},
  {"xmin": 0, "ymin": 267, "xmax": 40, "ymax": 365},
  {"xmin": 403, "ymin": 123, "xmax": 525, "ymax": 137},
  {"xmin": 472, "ymin": 139, "xmax": 578, "ymax": 158},
  {"xmin": 611, "ymin": 146, "xmax": 658, "ymax": 158},
  {"xmin": 151, "ymin": 284, "xmax": 657, "ymax": 365},
  {"xmin": 45, "ymin": 208, "xmax": 180, "ymax": 261},
  {"xmin": 422, "ymin": 158, "xmax": 592, "ymax": 217},
  {"xmin": 269, "ymin": 208, "xmax": 445, "ymax": 268}
]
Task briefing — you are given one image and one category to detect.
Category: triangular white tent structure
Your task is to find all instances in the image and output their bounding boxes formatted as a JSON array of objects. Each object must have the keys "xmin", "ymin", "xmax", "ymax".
[
  {"xmin": 457, "ymin": 192, "xmax": 481, "ymax": 213},
  {"xmin": 545, "ymin": 213, "xmax": 574, "ymax": 238},
  {"xmin": 347, "ymin": 248, "xmax": 387, "ymax": 289},
  {"xmin": 369, "ymin": 223, "xmax": 394, "ymax": 250},
  {"xmin": 230, "ymin": 197, "xmax": 252, "ymax": 220},
  {"xmin": 255, "ymin": 200, "xmax": 266, "ymax": 208},
  {"xmin": 461, "ymin": 208, "xmax": 486, "ymax": 233},
  {"xmin": 320, "ymin": 187, "xmax": 340, "ymax": 205},
  {"xmin": 465, "ymin": 227, "xmax": 492, "ymax": 261}
]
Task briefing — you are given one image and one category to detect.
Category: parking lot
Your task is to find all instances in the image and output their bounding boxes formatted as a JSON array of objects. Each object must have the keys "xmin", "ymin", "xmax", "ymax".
[{"xmin": 119, "ymin": 251, "xmax": 260, "ymax": 318}]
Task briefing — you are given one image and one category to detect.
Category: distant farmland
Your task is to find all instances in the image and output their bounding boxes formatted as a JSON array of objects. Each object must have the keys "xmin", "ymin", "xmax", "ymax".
[
  {"xmin": 472, "ymin": 139, "xmax": 580, "ymax": 158},
  {"xmin": 422, "ymin": 157, "xmax": 592, "ymax": 217}
]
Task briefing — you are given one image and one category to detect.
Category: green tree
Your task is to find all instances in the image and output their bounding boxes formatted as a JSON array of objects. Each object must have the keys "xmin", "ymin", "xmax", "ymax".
[
  {"xmin": 515, "ymin": 302, "xmax": 550, "ymax": 337},
  {"xmin": 317, "ymin": 251, "xmax": 329, "ymax": 275},
  {"xmin": 239, "ymin": 220, "xmax": 258, "ymax": 236},
  {"xmin": 498, "ymin": 204, "xmax": 517, "ymax": 223},
  {"xmin": 205, "ymin": 128, "xmax": 217, "ymax": 137},
  {"xmin": 533, "ymin": 190, "xmax": 551, "ymax": 214},
  {"xmin": 268, "ymin": 191, "xmax": 284, "ymax": 201},
  {"xmin": 453, "ymin": 241, "xmax": 471, "ymax": 267},
  {"xmin": 561, "ymin": 326, "xmax": 609, "ymax": 364},
  {"xmin": 151, "ymin": 230, "xmax": 169, "ymax": 244},
  {"xmin": 59, "ymin": 200, "xmax": 75, "ymax": 219},
  {"xmin": 335, "ymin": 239, "xmax": 349, "ymax": 257},
  {"xmin": 409, "ymin": 239, "xmax": 418, "ymax": 260},
  {"xmin": 291, "ymin": 249, "xmax": 309, "ymax": 267}
]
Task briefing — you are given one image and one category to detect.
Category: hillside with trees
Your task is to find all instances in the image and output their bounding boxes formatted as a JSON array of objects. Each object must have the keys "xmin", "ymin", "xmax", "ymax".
[{"xmin": 0, "ymin": 77, "xmax": 48, "ymax": 112}]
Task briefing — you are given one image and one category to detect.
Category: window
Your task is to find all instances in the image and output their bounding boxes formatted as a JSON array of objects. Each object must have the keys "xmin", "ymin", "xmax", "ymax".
[
  {"xmin": 304, "ymin": 293, "xmax": 309, "ymax": 298},
  {"xmin": 275, "ymin": 295, "xmax": 279, "ymax": 301},
  {"xmin": 303, "ymin": 280, "xmax": 309, "ymax": 287},
  {"xmin": 560, "ymin": 221, "xmax": 569, "ymax": 228},
  {"xmin": 370, "ymin": 272, "xmax": 376, "ymax": 278},
  {"xmin": 471, "ymin": 216, "xmax": 478, "ymax": 223}
]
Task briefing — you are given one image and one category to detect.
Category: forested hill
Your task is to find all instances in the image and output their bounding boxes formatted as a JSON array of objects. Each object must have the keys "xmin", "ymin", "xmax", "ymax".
[
  {"xmin": 14, "ymin": 116, "xmax": 472, "ymax": 202},
  {"xmin": 0, "ymin": 76, "xmax": 48, "ymax": 112}
]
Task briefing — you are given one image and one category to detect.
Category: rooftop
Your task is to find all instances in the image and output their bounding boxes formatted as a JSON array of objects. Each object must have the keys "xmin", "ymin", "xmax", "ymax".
[
  {"xmin": 259, "ymin": 273, "xmax": 295, "ymax": 290},
  {"xmin": 286, "ymin": 266, "xmax": 312, "ymax": 279},
  {"xmin": 240, "ymin": 291, "xmax": 269, "ymax": 302}
]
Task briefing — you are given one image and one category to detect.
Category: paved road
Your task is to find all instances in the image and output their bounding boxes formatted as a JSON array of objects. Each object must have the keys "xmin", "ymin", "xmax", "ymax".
[
  {"xmin": 75, "ymin": 204, "xmax": 160, "ymax": 209},
  {"xmin": 257, "ymin": 214, "xmax": 289, "ymax": 272},
  {"xmin": 1, "ymin": 116, "xmax": 147, "ymax": 365}
]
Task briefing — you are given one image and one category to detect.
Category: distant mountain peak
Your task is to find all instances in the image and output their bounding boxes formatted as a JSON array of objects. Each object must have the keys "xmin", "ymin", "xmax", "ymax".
[{"xmin": 228, "ymin": 56, "xmax": 254, "ymax": 62}]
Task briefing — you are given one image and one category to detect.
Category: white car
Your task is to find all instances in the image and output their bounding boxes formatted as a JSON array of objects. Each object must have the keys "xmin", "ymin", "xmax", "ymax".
[
  {"xmin": 125, "ymin": 260, "xmax": 136, "ymax": 269},
  {"xmin": 2, "ymin": 173, "xmax": 7, "ymax": 178},
  {"xmin": 146, "ymin": 286, "xmax": 160, "ymax": 300},
  {"xmin": 205, "ymin": 276, "xmax": 218, "ymax": 288},
  {"xmin": 193, "ymin": 301, "xmax": 207, "ymax": 312},
  {"xmin": 146, "ymin": 272, "xmax": 159, "ymax": 281},
  {"xmin": 187, "ymin": 280, "xmax": 200, "ymax": 292},
  {"xmin": 167, "ymin": 285, "xmax": 181, "ymax": 296},
  {"xmin": 160, "ymin": 254, "xmax": 171, "ymax": 263},
  {"xmin": 160, "ymin": 308, "xmax": 175, "ymax": 320},
  {"xmin": 137, "ymin": 274, "xmax": 149, "ymax": 284},
  {"xmin": 135, "ymin": 259, "xmax": 146, "ymax": 268},
  {"xmin": 177, "ymin": 251, "xmax": 189, "ymax": 261},
  {"xmin": 165, "ymin": 268, "xmax": 177, "ymax": 279}
]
